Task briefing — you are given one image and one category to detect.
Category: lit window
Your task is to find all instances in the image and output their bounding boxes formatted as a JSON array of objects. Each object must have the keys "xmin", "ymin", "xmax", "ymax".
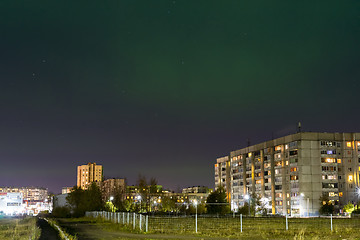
[
  {"xmin": 348, "ymin": 175, "xmax": 353, "ymax": 182},
  {"xmin": 347, "ymin": 142, "xmax": 352, "ymax": 148},
  {"xmin": 275, "ymin": 146, "xmax": 281, "ymax": 151},
  {"xmin": 339, "ymin": 192, "xmax": 343, "ymax": 197},
  {"xmin": 248, "ymin": 153, "xmax": 252, "ymax": 157},
  {"xmin": 286, "ymin": 161, "xmax": 289, "ymax": 165},
  {"xmin": 285, "ymin": 145, "xmax": 288, "ymax": 150},
  {"xmin": 337, "ymin": 159, "xmax": 342, "ymax": 164}
]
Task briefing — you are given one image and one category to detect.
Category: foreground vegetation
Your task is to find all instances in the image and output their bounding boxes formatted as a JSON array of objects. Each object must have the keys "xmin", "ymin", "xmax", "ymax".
[
  {"xmin": 56, "ymin": 215, "xmax": 360, "ymax": 240},
  {"xmin": 149, "ymin": 216, "xmax": 360, "ymax": 239},
  {"xmin": 0, "ymin": 217, "xmax": 40, "ymax": 240}
]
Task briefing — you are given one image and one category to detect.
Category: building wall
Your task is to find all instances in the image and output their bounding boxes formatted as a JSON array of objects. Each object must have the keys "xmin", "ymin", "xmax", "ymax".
[
  {"xmin": 101, "ymin": 178, "xmax": 126, "ymax": 202},
  {"xmin": 216, "ymin": 132, "xmax": 360, "ymax": 216},
  {"xmin": 77, "ymin": 162, "xmax": 103, "ymax": 189}
]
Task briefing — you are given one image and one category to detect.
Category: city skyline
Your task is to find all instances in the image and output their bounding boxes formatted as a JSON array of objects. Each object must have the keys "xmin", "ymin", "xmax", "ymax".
[{"xmin": 1, "ymin": 1, "xmax": 360, "ymax": 193}]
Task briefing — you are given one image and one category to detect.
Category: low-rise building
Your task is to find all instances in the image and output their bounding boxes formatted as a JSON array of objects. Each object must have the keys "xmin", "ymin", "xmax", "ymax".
[{"xmin": 182, "ymin": 186, "xmax": 212, "ymax": 194}]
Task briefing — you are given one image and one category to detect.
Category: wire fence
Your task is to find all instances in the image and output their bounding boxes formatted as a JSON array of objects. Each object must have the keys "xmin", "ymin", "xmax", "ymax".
[{"xmin": 85, "ymin": 211, "xmax": 360, "ymax": 236}]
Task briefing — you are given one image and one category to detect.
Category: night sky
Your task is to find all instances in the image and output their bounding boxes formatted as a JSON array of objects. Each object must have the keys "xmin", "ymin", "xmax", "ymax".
[{"xmin": 1, "ymin": 1, "xmax": 359, "ymax": 193}]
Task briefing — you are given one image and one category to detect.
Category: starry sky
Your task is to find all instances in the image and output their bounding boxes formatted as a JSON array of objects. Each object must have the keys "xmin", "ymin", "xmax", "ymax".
[{"xmin": 1, "ymin": 1, "xmax": 360, "ymax": 193}]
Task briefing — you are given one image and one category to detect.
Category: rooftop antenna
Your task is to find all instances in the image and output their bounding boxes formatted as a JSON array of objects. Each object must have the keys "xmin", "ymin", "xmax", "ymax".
[{"xmin": 297, "ymin": 122, "xmax": 302, "ymax": 133}]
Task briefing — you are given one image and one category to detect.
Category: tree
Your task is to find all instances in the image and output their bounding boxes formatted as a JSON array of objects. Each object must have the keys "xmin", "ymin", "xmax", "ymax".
[
  {"xmin": 159, "ymin": 196, "xmax": 176, "ymax": 212},
  {"xmin": 206, "ymin": 187, "xmax": 230, "ymax": 215},
  {"xmin": 86, "ymin": 183, "xmax": 104, "ymax": 211},
  {"xmin": 319, "ymin": 194, "xmax": 334, "ymax": 215},
  {"xmin": 137, "ymin": 174, "xmax": 149, "ymax": 212},
  {"xmin": 149, "ymin": 177, "xmax": 160, "ymax": 194},
  {"xmin": 113, "ymin": 183, "xmax": 126, "ymax": 212},
  {"xmin": 238, "ymin": 202, "xmax": 250, "ymax": 215},
  {"xmin": 343, "ymin": 202, "xmax": 355, "ymax": 217},
  {"xmin": 66, "ymin": 186, "xmax": 86, "ymax": 217},
  {"xmin": 66, "ymin": 184, "xmax": 104, "ymax": 217}
]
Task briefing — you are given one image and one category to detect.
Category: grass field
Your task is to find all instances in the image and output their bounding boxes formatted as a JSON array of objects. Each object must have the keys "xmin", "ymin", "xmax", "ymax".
[
  {"xmin": 66, "ymin": 214, "xmax": 360, "ymax": 239},
  {"xmin": 148, "ymin": 215, "xmax": 360, "ymax": 239},
  {"xmin": 0, "ymin": 217, "xmax": 40, "ymax": 240}
]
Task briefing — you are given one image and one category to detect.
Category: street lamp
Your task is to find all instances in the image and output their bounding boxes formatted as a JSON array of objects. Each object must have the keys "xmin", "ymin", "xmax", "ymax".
[
  {"xmin": 194, "ymin": 200, "xmax": 198, "ymax": 233},
  {"xmin": 244, "ymin": 194, "xmax": 250, "ymax": 216}
]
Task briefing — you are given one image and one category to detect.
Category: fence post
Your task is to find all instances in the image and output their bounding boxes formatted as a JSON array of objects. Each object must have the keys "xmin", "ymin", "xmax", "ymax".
[
  {"xmin": 331, "ymin": 214, "xmax": 333, "ymax": 231},
  {"xmin": 127, "ymin": 212, "xmax": 129, "ymax": 225},
  {"xmin": 240, "ymin": 214, "xmax": 242, "ymax": 233},
  {"xmin": 195, "ymin": 212, "xmax": 198, "ymax": 233},
  {"xmin": 146, "ymin": 215, "xmax": 148, "ymax": 232},
  {"xmin": 285, "ymin": 214, "xmax": 288, "ymax": 231},
  {"xmin": 133, "ymin": 213, "xmax": 136, "ymax": 229},
  {"xmin": 139, "ymin": 214, "xmax": 142, "ymax": 231},
  {"xmin": 123, "ymin": 212, "xmax": 125, "ymax": 225}
]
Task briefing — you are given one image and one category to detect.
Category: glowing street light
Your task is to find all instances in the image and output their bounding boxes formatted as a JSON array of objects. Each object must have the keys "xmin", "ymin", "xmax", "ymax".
[{"xmin": 137, "ymin": 195, "xmax": 142, "ymax": 212}]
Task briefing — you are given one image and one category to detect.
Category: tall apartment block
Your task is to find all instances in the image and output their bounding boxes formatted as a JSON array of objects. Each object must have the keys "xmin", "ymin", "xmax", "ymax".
[
  {"xmin": 77, "ymin": 163, "xmax": 103, "ymax": 189},
  {"xmin": 215, "ymin": 132, "xmax": 360, "ymax": 216}
]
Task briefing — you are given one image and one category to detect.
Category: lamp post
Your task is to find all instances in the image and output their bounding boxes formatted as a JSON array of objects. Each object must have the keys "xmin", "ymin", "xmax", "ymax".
[
  {"xmin": 244, "ymin": 194, "xmax": 250, "ymax": 216},
  {"xmin": 194, "ymin": 200, "xmax": 198, "ymax": 233}
]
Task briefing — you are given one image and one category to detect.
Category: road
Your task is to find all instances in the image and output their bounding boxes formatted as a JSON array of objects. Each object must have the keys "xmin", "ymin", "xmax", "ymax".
[{"xmin": 37, "ymin": 218, "xmax": 61, "ymax": 240}]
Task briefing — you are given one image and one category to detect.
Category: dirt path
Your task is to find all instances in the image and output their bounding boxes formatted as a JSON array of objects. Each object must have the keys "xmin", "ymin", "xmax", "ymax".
[
  {"xmin": 37, "ymin": 218, "xmax": 61, "ymax": 240},
  {"xmin": 57, "ymin": 218, "xmax": 238, "ymax": 240}
]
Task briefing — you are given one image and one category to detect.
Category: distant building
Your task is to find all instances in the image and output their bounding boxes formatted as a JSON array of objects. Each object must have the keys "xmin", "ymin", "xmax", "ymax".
[
  {"xmin": 62, "ymin": 187, "xmax": 72, "ymax": 194},
  {"xmin": 182, "ymin": 186, "xmax": 212, "ymax": 194},
  {"xmin": 77, "ymin": 162, "xmax": 103, "ymax": 189},
  {"xmin": 53, "ymin": 193, "xmax": 69, "ymax": 208},
  {"xmin": 0, "ymin": 187, "xmax": 48, "ymax": 202},
  {"xmin": 215, "ymin": 132, "xmax": 360, "ymax": 216},
  {"xmin": 101, "ymin": 178, "xmax": 126, "ymax": 202},
  {"xmin": 0, "ymin": 192, "xmax": 23, "ymax": 215},
  {"xmin": 0, "ymin": 187, "xmax": 50, "ymax": 215}
]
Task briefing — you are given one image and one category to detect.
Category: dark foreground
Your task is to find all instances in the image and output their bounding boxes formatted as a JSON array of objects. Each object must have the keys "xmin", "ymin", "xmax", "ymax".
[
  {"xmin": 57, "ymin": 218, "xmax": 230, "ymax": 240},
  {"xmin": 37, "ymin": 218, "xmax": 61, "ymax": 240}
]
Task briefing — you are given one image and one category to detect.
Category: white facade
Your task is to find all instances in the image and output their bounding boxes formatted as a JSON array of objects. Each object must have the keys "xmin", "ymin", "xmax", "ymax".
[{"xmin": 0, "ymin": 193, "xmax": 24, "ymax": 215}]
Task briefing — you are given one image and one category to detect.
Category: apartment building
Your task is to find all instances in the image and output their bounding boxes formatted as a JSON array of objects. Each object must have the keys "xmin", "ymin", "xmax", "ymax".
[
  {"xmin": 215, "ymin": 156, "xmax": 231, "ymax": 201},
  {"xmin": 77, "ymin": 162, "xmax": 103, "ymax": 189},
  {"xmin": 182, "ymin": 186, "xmax": 212, "ymax": 194},
  {"xmin": 0, "ymin": 187, "xmax": 48, "ymax": 201},
  {"xmin": 215, "ymin": 132, "xmax": 360, "ymax": 216}
]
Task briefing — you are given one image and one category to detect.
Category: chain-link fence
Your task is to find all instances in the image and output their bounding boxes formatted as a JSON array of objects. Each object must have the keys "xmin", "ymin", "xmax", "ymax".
[{"xmin": 86, "ymin": 211, "xmax": 360, "ymax": 237}]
